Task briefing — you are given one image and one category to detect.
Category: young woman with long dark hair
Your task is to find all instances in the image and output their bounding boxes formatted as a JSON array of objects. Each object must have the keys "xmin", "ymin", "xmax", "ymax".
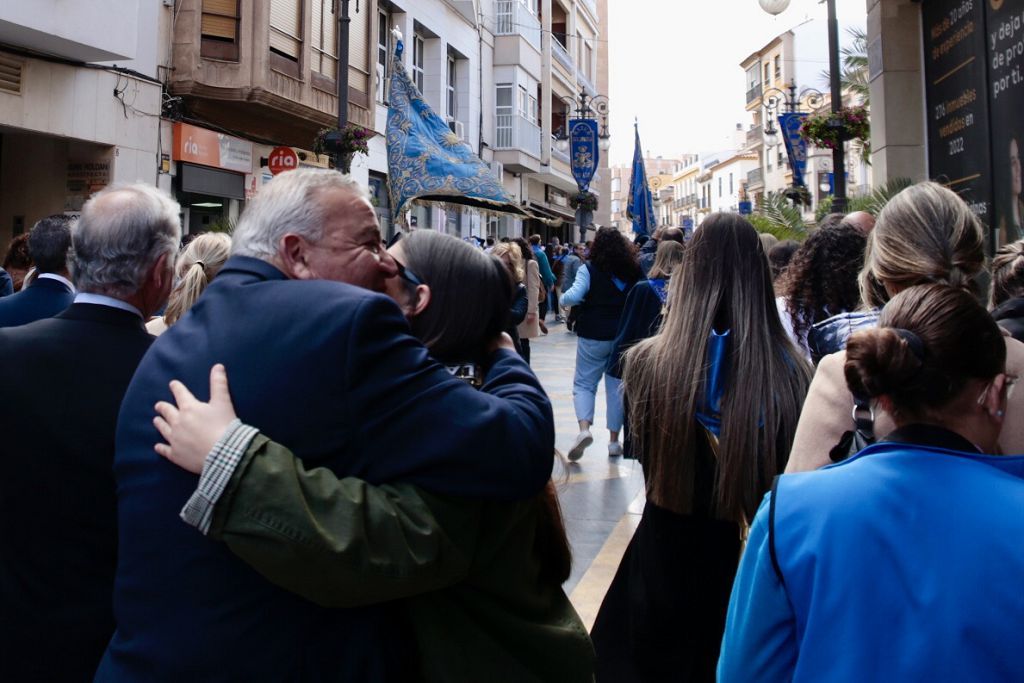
[
  {"xmin": 590, "ymin": 213, "xmax": 811, "ymax": 682},
  {"xmin": 559, "ymin": 227, "xmax": 642, "ymax": 459}
]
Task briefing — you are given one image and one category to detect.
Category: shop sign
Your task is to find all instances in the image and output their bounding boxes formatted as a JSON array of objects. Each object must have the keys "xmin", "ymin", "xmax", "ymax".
[
  {"xmin": 173, "ymin": 122, "xmax": 252, "ymax": 174},
  {"xmin": 922, "ymin": 0, "xmax": 993, "ymax": 232},
  {"xmin": 268, "ymin": 146, "xmax": 299, "ymax": 175},
  {"xmin": 66, "ymin": 160, "xmax": 111, "ymax": 211}
]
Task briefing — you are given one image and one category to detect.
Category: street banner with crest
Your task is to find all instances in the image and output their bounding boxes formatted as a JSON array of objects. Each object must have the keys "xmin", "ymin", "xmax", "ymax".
[{"xmin": 569, "ymin": 119, "xmax": 599, "ymax": 192}]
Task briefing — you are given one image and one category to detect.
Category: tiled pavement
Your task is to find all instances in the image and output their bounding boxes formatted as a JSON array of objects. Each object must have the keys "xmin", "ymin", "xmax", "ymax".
[{"xmin": 528, "ymin": 321, "xmax": 646, "ymax": 629}]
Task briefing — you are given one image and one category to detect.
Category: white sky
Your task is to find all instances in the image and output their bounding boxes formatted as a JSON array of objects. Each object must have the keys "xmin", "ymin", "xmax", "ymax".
[{"xmin": 606, "ymin": 0, "xmax": 868, "ymax": 165}]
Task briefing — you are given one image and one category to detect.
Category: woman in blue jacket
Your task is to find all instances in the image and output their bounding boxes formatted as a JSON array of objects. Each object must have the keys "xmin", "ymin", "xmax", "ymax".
[{"xmin": 718, "ymin": 283, "xmax": 1024, "ymax": 682}]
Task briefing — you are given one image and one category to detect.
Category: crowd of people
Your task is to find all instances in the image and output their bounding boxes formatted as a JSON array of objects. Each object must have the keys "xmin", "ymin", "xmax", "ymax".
[{"xmin": 1, "ymin": 169, "xmax": 1023, "ymax": 682}]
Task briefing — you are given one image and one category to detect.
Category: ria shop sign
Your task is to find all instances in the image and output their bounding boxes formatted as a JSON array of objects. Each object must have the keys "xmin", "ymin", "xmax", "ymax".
[{"xmin": 172, "ymin": 123, "xmax": 253, "ymax": 174}]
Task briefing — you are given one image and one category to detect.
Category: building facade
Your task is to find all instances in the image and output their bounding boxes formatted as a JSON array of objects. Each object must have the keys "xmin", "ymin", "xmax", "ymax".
[{"xmin": 0, "ymin": 1, "xmax": 165, "ymax": 247}]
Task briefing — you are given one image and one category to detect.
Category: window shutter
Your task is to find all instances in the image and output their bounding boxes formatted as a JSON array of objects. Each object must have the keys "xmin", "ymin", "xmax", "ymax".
[
  {"xmin": 269, "ymin": 0, "xmax": 301, "ymax": 58},
  {"xmin": 348, "ymin": 2, "xmax": 369, "ymax": 73},
  {"xmin": 201, "ymin": 0, "xmax": 238, "ymax": 40},
  {"xmin": 311, "ymin": 0, "xmax": 337, "ymax": 77}
]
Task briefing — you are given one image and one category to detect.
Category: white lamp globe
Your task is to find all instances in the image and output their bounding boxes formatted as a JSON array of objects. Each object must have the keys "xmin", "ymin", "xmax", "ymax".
[{"xmin": 758, "ymin": 0, "xmax": 791, "ymax": 15}]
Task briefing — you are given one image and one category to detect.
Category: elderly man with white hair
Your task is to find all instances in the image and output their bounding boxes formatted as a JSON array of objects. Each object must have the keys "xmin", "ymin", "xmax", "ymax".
[
  {"xmin": 0, "ymin": 184, "xmax": 181, "ymax": 682},
  {"xmin": 98, "ymin": 169, "xmax": 555, "ymax": 682}
]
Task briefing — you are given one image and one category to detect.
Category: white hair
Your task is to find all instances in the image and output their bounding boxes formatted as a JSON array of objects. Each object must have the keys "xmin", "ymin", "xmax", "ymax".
[
  {"xmin": 231, "ymin": 169, "xmax": 370, "ymax": 260},
  {"xmin": 70, "ymin": 183, "xmax": 182, "ymax": 297}
]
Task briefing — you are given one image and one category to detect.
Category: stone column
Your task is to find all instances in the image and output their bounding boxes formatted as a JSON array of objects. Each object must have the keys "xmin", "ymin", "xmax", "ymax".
[{"xmin": 867, "ymin": 0, "xmax": 928, "ymax": 183}]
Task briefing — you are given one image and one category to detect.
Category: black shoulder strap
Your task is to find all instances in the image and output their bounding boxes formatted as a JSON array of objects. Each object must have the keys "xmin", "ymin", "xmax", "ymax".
[{"xmin": 768, "ymin": 475, "xmax": 788, "ymax": 589}]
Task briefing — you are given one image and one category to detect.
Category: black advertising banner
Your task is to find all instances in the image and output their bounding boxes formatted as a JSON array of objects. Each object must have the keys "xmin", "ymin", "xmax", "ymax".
[
  {"xmin": 985, "ymin": 0, "xmax": 1024, "ymax": 246},
  {"xmin": 923, "ymin": 0, "xmax": 993, "ymax": 230}
]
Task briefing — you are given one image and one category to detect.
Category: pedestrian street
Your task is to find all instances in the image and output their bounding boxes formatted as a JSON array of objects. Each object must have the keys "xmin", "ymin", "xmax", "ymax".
[{"xmin": 528, "ymin": 321, "xmax": 645, "ymax": 630}]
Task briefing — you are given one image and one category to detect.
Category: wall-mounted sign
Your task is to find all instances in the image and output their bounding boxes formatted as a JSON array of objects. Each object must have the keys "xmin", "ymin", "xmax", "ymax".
[
  {"xmin": 922, "ymin": 0, "xmax": 993, "ymax": 231},
  {"xmin": 778, "ymin": 113, "xmax": 808, "ymax": 187},
  {"xmin": 268, "ymin": 146, "xmax": 299, "ymax": 175},
  {"xmin": 172, "ymin": 122, "xmax": 253, "ymax": 174}
]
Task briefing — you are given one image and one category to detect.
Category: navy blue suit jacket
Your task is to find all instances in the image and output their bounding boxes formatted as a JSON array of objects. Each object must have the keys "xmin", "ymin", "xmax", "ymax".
[
  {"xmin": 97, "ymin": 256, "xmax": 554, "ymax": 682},
  {"xmin": 0, "ymin": 304, "xmax": 153, "ymax": 682},
  {"xmin": 0, "ymin": 276, "xmax": 74, "ymax": 328}
]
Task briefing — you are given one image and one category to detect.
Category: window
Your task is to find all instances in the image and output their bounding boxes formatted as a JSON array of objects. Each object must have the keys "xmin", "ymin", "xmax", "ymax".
[
  {"xmin": 377, "ymin": 6, "xmax": 391, "ymax": 102},
  {"xmin": 496, "ymin": 84, "xmax": 514, "ymax": 148},
  {"xmin": 269, "ymin": 0, "xmax": 302, "ymax": 77},
  {"xmin": 764, "ymin": 62, "xmax": 770, "ymax": 84},
  {"xmin": 311, "ymin": 0, "xmax": 337, "ymax": 83},
  {"xmin": 518, "ymin": 85, "xmax": 537, "ymax": 123},
  {"xmin": 778, "ymin": 149, "xmax": 786, "ymax": 167},
  {"xmin": 583, "ymin": 41, "xmax": 593, "ymax": 80},
  {"xmin": 611, "ymin": 199, "xmax": 620, "ymax": 214},
  {"xmin": 745, "ymin": 64, "xmax": 761, "ymax": 89},
  {"xmin": 446, "ymin": 56, "xmax": 457, "ymax": 124},
  {"xmin": 201, "ymin": 0, "xmax": 240, "ymax": 60},
  {"xmin": 718, "ymin": 177, "xmax": 723, "ymax": 198},
  {"xmin": 774, "ymin": 55, "xmax": 781, "ymax": 80},
  {"xmin": 611, "ymin": 177, "xmax": 621, "ymax": 194},
  {"xmin": 729, "ymin": 173, "xmax": 733, "ymax": 195},
  {"xmin": 412, "ymin": 34, "xmax": 425, "ymax": 93},
  {"xmin": 766, "ymin": 149, "xmax": 772, "ymax": 172}
]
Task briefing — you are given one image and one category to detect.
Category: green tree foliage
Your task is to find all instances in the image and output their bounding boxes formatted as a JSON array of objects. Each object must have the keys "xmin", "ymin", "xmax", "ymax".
[{"xmin": 814, "ymin": 177, "xmax": 912, "ymax": 222}]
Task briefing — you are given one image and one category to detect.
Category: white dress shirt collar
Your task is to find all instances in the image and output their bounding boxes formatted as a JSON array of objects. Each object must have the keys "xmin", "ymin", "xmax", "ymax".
[
  {"xmin": 37, "ymin": 272, "xmax": 76, "ymax": 292},
  {"xmin": 73, "ymin": 292, "xmax": 144, "ymax": 319}
]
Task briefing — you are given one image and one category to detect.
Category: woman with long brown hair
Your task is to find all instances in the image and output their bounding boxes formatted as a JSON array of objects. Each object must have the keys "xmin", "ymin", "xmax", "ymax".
[{"xmin": 590, "ymin": 213, "xmax": 811, "ymax": 682}]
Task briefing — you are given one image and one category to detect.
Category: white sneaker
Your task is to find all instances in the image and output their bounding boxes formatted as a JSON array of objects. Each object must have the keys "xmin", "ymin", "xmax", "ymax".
[
  {"xmin": 608, "ymin": 441, "xmax": 623, "ymax": 457},
  {"xmin": 567, "ymin": 430, "xmax": 593, "ymax": 461}
]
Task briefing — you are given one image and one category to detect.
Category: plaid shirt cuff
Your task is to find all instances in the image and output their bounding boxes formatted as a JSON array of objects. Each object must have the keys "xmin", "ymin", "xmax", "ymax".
[{"xmin": 180, "ymin": 419, "xmax": 259, "ymax": 535}]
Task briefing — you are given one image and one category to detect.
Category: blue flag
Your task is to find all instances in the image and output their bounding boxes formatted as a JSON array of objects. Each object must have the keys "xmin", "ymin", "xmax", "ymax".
[
  {"xmin": 626, "ymin": 123, "xmax": 655, "ymax": 236},
  {"xmin": 385, "ymin": 36, "xmax": 524, "ymax": 222}
]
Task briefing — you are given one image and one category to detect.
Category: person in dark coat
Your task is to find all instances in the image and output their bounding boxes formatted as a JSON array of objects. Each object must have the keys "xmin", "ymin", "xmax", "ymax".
[
  {"xmin": 97, "ymin": 169, "xmax": 554, "ymax": 683},
  {"xmin": 990, "ymin": 239, "xmax": 1024, "ymax": 341},
  {"xmin": 0, "ymin": 185, "xmax": 180, "ymax": 683},
  {"xmin": 0, "ymin": 215, "xmax": 76, "ymax": 327}
]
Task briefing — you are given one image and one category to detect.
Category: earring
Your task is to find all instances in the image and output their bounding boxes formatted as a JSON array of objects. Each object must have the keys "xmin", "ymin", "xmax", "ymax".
[{"xmin": 996, "ymin": 409, "xmax": 1005, "ymax": 418}]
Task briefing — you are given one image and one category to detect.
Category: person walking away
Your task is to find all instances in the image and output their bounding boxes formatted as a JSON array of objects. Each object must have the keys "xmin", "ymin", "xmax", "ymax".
[
  {"xmin": 492, "ymin": 241, "xmax": 530, "ymax": 357},
  {"xmin": 512, "ymin": 238, "xmax": 542, "ymax": 362},
  {"xmin": 551, "ymin": 245, "xmax": 567, "ymax": 322},
  {"xmin": 563, "ymin": 243, "xmax": 585, "ymax": 332},
  {"xmin": 990, "ymin": 239, "xmax": 1024, "ymax": 341},
  {"xmin": 591, "ymin": 213, "xmax": 811, "ymax": 682},
  {"xmin": 0, "ymin": 216, "xmax": 76, "ymax": 328},
  {"xmin": 0, "ymin": 185, "xmax": 180, "ymax": 682},
  {"xmin": 560, "ymin": 227, "xmax": 642, "ymax": 459},
  {"xmin": 530, "ymin": 234, "xmax": 556, "ymax": 320},
  {"xmin": 148, "ymin": 232, "xmax": 232, "ymax": 335},
  {"xmin": 719, "ymin": 284, "xmax": 1024, "ymax": 682}
]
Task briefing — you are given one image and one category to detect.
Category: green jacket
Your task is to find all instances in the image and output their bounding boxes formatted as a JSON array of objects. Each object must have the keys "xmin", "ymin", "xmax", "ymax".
[{"xmin": 209, "ymin": 435, "xmax": 595, "ymax": 682}]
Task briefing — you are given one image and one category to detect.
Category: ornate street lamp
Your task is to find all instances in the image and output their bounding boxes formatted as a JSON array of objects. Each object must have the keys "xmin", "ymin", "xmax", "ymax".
[
  {"xmin": 758, "ymin": 0, "xmax": 848, "ymax": 212},
  {"xmin": 762, "ymin": 81, "xmax": 826, "ymax": 145},
  {"xmin": 552, "ymin": 88, "xmax": 611, "ymax": 238}
]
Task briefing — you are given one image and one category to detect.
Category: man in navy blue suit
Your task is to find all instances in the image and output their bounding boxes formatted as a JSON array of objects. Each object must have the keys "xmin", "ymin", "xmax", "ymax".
[
  {"xmin": 0, "ymin": 215, "xmax": 76, "ymax": 327},
  {"xmin": 0, "ymin": 185, "xmax": 180, "ymax": 682},
  {"xmin": 98, "ymin": 169, "xmax": 555, "ymax": 682}
]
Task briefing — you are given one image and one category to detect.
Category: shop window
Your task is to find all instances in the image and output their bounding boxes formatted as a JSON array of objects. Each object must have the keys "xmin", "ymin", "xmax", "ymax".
[
  {"xmin": 269, "ymin": 0, "xmax": 302, "ymax": 78},
  {"xmin": 201, "ymin": 0, "xmax": 240, "ymax": 61}
]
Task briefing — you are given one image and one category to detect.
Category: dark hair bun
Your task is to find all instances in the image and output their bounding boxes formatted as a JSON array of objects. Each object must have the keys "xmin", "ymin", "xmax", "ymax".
[{"xmin": 844, "ymin": 328, "xmax": 924, "ymax": 399}]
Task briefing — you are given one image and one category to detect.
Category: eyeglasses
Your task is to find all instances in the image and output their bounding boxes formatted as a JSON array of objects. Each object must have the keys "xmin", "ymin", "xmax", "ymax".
[
  {"xmin": 976, "ymin": 373, "xmax": 1018, "ymax": 406},
  {"xmin": 393, "ymin": 257, "xmax": 424, "ymax": 288}
]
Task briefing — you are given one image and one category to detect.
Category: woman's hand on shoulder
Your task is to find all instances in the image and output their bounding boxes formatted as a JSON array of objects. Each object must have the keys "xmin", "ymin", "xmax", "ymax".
[{"xmin": 153, "ymin": 364, "xmax": 239, "ymax": 475}]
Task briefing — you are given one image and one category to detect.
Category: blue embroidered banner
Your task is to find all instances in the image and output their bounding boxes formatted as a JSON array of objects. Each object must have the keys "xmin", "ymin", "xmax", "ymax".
[
  {"xmin": 385, "ymin": 38, "xmax": 524, "ymax": 222},
  {"xmin": 569, "ymin": 119, "xmax": 599, "ymax": 192},
  {"xmin": 626, "ymin": 122, "xmax": 655, "ymax": 236},
  {"xmin": 779, "ymin": 113, "xmax": 809, "ymax": 188}
]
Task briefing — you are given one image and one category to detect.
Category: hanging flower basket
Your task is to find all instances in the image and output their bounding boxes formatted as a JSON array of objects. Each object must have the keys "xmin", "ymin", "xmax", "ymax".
[
  {"xmin": 313, "ymin": 124, "xmax": 372, "ymax": 168},
  {"xmin": 798, "ymin": 106, "xmax": 869, "ymax": 150},
  {"xmin": 570, "ymin": 191, "xmax": 598, "ymax": 212}
]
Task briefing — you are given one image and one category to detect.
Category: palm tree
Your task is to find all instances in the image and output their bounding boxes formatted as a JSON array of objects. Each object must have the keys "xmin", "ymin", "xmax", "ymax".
[{"xmin": 821, "ymin": 27, "xmax": 869, "ymax": 106}]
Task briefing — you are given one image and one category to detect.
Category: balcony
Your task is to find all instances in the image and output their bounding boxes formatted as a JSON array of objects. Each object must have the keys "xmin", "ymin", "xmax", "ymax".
[
  {"xmin": 552, "ymin": 38, "xmax": 575, "ymax": 75},
  {"xmin": 746, "ymin": 125, "xmax": 763, "ymax": 149},
  {"xmin": 494, "ymin": 0, "xmax": 541, "ymax": 52},
  {"xmin": 0, "ymin": 0, "xmax": 139, "ymax": 62},
  {"xmin": 747, "ymin": 167, "xmax": 764, "ymax": 187},
  {"xmin": 551, "ymin": 140, "xmax": 570, "ymax": 164},
  {"xmin": 494, "ymin": 113, "xmax": 542, "ymax": 172},
  {"xmin": 578, "ymin": 69, "xmax": 597, "ymax": 97},
  {"xmin": 746, "ymin": 83, "xmax": 763, "ymax": 106}
]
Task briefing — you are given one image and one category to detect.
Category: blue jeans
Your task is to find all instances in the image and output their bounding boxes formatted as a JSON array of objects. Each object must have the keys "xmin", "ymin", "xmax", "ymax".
[{"xmin": 573, "ymin": 337, "xmax": 624, "ymax": 432}]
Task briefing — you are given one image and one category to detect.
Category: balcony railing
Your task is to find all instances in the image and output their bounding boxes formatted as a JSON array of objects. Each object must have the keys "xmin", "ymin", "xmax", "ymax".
[
  {"xmin": 494, "ymin": 1, "xmax": 541, "ymax": 51},
  {"xmin": 746, "ymin": 125, "xmax": 763, "ymax": 148},
  {"xmin": 495, "ymin": 113, "xmax": 542, "ymax": 158},
  {"xmin": 551, "ymin": 140, "xmax": 570, "ymax": 164},
  {"xmin": 552, "ymin": 38, "xmax": 574, "ymax": 73},
  {"xmin": 747, "ymin": 167, "xmax": 764, "ymax": 185},
  {"xmin": 746, "ymin": 83, "xmax": 762, "ymax": 105}
]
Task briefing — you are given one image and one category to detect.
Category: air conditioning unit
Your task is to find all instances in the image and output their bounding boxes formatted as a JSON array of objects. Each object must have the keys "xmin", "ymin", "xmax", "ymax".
[
  {"xmin": 452, "ymin": 120, "xmax": 467, "ymax": 142},
  {"xmin": 489, "ymin": 161, "xmax": 504, "ymax": 179}
]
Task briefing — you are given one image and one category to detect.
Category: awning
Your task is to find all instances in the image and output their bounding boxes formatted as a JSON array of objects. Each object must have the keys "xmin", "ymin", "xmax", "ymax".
[{"xmin": 527, "ymin": 201, "xmax": 574, "ymax": 223}]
